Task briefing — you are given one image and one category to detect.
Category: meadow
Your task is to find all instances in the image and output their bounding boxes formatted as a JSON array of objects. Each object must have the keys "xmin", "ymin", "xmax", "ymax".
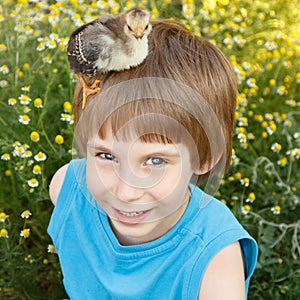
[{"xmin": 0, "ymin": 0, "xmax": 299, "ymax": 299}]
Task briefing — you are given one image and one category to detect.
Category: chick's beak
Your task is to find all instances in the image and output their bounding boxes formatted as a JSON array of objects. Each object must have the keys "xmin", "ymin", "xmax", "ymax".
[{"xmin": 134, "ymin": 24, "xmax": 143, "ymax": 42}]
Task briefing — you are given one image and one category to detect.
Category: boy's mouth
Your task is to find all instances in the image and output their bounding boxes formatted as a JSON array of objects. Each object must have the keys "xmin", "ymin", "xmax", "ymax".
[
  {"xmin": 118, "ymin": 210, "xmax": 145, "ymax": 217},
  {"xmin": 113, "ymin": 208, "xmax": 152, "ymax": 225}
]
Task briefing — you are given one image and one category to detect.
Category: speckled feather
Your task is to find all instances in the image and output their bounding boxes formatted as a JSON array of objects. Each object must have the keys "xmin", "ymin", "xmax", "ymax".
[{"xmin": 67, "ymin": 9, "xmax": 151, "ymax": 77}]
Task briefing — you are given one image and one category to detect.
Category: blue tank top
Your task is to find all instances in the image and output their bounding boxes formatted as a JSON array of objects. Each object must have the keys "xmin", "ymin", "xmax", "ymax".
[{"xmin": 48, "ymin": 159, "xmax": 257, "ymax": 299}]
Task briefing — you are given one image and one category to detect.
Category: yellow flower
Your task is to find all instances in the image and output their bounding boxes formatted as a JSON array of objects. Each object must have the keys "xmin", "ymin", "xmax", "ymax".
[
  {"xmin": 235, "ymin": 172, "xmax": 242, "ymax": 179},
  {"xmin": 28, "ymin": 178, "xmax": 39, "ymax": 188},
  {"xmin": 21, "ymin": 210, "xmax": 32, "ymax": 219},
  {"xmin": 34, "ymin": 151, "xmax": 47, "ymax": 161},
  {"xmin": 30, "ymin": 131, "xmax": 40, "ymax": 142},
  {"xmin": 277, "ymin": 258, "xmax": 283, "ymax": 264},
  {"xmin": 278, "ymin": 157, "xmax": 288, "ymax": 166},
  {"xmin": 33, "ymin": 165, "xmax": 42, "ymax": 174},
  {"xmin": 271, "ymin": 205, "xmax": 281, "ymax": 215},
  {"xmin": 0, "ymin": 212, "xmax": 8, "ymax": 222},
  {"xmin": 34, "ymin": 98, "xmax": 43, "ymax": 108},
  {"xmin": 271, "ymin": 143, "xmax": 282, "ymax": 153},
  {"xmin": 47, "ymin": 244, "xmax": 56, "ymax": 253},
  {"xmin": 0, "ymin": 228, "xmax": 9, "ymax": 238},
  {"xmin": 246, "ymin": 193, "xmax": 255, "ymax": 203},
  {"xmin": 64, "ymin": 101, "xmax": 72, "ymax": 112},
  {"xmin": 242, "ymin": 205, "xmax": 251, "ymax": 215},
  {"xmin": 240, "ymin": 177, "xmax": 250, "ymax": 187},
  {"xmin": 19, "ymin": 94, "xmax": 31, "ymax": 105},
  {"xmin": 19, "ymin": 114, "xmax": 30, "ymax": 125},
  {"xmin": 20, "ymin": 228, "xmax": 30, "ymax": 238},
  {"xmin": 8, "ymin": 98, "xmax": 17, "ymax": 105},
  {"xmin": 1, "ymin": 153, "xmax": 10, "ymax": 160},
  {"xmin": 277, "ymin": 85, "xmax": 287, "ymax": 95},
  {"xmin": 254, "ymin": 114, "xmax": 264, "ymax": 122},
  {"xmin": 55, "ymin": 135, "xmax": 64, "ymax": 144},
  {"xmin": 5, "ymin": 170, "xmax": 11, "ymax": 176}
]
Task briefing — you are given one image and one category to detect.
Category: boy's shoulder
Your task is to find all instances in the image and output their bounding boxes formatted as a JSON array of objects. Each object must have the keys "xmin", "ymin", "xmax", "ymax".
[
  {"xmin": 189, "ymin": 187, "xmax": 246, "ymax": 242},
  {"xmin": 49, "ymin": 163, "xmax": 70, "ymax": 205}
]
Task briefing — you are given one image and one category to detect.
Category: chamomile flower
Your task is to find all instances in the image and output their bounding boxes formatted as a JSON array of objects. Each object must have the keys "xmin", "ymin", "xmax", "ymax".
[
  {"xmin": 19, "ymin": 115, "xmax": 31, "ymax": 125},
  {"xmin": 19, "ymin": 94, "xmax": 31, "ymax": 105},
  {"xmin": 33, "ymin": 165, "xmax": 42, "ymax": 174},
  {"xmin": 0, "ymin": 64, "xmax": 9, "ymax": 74},
  {"xmin": 233, "ymin": 34, "xmax": 246, "ymax": 47},
  {"xmin": 55, "ymin": 135, "xmax": 64, "ymax": 144},
  {"xmin": 266, "ymin": 121, "xmax": 277, "ymax": 135},
  {"xmin": 0, "ymin": 212, "xmax": 8, "ymax": 222},
  {"xmin": 1, "ymin": 153, "xmax": 10, "ymax": 160},
  {"xmin": 61, "ymin": 113, "xmax": 71, "ymax": 122},
  {"xmin": 21, "ymin": 86, "xmax": 30, "ymax": 92},
  {"xmin": 271, "ymin": 143, "xmax": 282, "ymax": 153},
  {"xmin": 8, "ymin": 98, "xmax": 17, "ymax": 105},
  {"xmin": 265, "ymin": 40, "xmax": 278, "ymax": 51},
  {"xmin": 20, "ymin": 228, "xmax": 30, "ymax": 238},
  {"xmin": 0, "ymin": 44, "xmax": 7, "ymax": 51},
  {"xmin": 0, "ymin": 228, "xmax": 9, "ymax": 238},
  {"xmin": 246, "ymin": 78, "xmax": 257, "ymax": 88},
  {"xmin": 246, "ymin": 193, "xmax": 256, "ymax": 203},
  {"xmin": 36, "ymin": 43, "xmax": 45, "ymax": 51},
  {"xmin": 34, "ymin": 98, "xmax": 43, "ymax": 108},
  {"xmin": 271, "ymin": 205, "xmax": 281, "ymax": 215},
  {"xmin": 241, "ymin": 205, "xmax": 251, "ymax": 215},
  {"xmin": 0, "ymin": 80, "xmax": 8, "ymax": 87},
  {"xmin": 240, "ymin": 177, "xmax": 250, "ymax": 187},
  {"xmin": 46, "ymin": 39, "xmax": 57, "ymax": 49},
  {"xmin": 277, "ymin": 157, "xmax": 288, "ymax": 167},
  {"xmin": 21, "ymin": 210, "xmax": 32, "ymax": 219},
  {"xmin": 68, "ymin": 148, "xmax": 78, "ymax": 156},
  {"xmin": 42, "ymin": 55, "xmax": 52, "ymax": 64},
  {"xmin": 63, "ymin": 101, "xmax": 72, "ymax": 112},
  {"xmin": 47, "ymin": 244, "xmax": 56, "ymax": 253},
  {"xmin": 238, "ymin": 117, "xmax": 248, "ymax": 126},
  {"xmin": 277, "ymin": 85, "xmax": 287, "ymax": 96},
  {"xmin": 28, "ymin": 178, "xmax": 39, "ymax": 188},
  {"xmin": 34, "ymin": 152, "xmax": 47, "ymax": 161},
  {"xmin": 294, "ymin": 132, "xmax": 300, "ymax": 139},
  {"xmin": 30, "ymin": 131, "xmax": 40, "ymax": 142}
]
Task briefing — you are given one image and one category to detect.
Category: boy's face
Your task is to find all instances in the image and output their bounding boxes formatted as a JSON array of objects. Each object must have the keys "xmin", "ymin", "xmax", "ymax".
[{"xmin": 86, "ymin": 126, "xmax": 196, "ymax": 245}]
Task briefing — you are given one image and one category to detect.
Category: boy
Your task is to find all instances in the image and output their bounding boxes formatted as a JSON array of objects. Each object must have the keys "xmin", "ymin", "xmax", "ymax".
[{"xmin": 48, "ymin": 20, "xmax": 257, "ymax": 299}]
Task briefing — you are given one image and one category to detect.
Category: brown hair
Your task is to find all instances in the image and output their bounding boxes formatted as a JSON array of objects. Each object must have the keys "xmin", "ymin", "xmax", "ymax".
[{"xmin": 73, "ymin": 20, "xmax": 237, "ymax": 179}]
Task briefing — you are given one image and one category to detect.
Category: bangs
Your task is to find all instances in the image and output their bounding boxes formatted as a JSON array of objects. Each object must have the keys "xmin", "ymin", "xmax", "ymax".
[
  {"xmin": 99, "ymin": 99, "xmax": 194, "ymax": 145},
  {"xmin": 75, "ymin": 77, "xmax": 227, "ymax": 173}
]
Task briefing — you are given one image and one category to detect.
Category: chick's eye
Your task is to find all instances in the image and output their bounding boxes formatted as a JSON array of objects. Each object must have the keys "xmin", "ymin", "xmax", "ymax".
[
  {"xmin": 144, "ymin": 24, "xmax": 149, "ymax": 30},
  {"xmin": 127, "ymin": 25, "xmax": 133, "ymax": 32},
  {"xmin": 145, "ymin": 157, "xmax": 166, "ymax": 166}
]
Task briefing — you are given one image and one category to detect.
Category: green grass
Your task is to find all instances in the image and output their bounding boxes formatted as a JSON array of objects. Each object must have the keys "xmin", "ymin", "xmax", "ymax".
[{"xmin": 0, "ymin": 0, "xmax": 299, "ymax": 299}]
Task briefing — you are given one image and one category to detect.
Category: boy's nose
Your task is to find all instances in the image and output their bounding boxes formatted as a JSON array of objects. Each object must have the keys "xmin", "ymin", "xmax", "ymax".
[{"xmin": 114, "ymin": 170, "xmax": 145, "ymax": 202}]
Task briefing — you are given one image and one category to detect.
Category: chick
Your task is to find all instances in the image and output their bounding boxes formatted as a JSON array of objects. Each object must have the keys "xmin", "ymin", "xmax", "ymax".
[{"xmin": 67, "ymin": 8, "xmax": 152, "ymax": 109}]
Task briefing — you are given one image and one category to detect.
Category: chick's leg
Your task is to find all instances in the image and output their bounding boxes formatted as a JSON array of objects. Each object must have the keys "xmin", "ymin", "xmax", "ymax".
[{"xmin": 79, "ymin": 75, "xmax": 101, "ymax": 109}]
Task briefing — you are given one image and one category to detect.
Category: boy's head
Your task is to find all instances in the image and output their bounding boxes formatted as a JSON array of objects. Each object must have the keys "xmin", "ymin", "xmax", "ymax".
[{"xmin": 74, "ymin": 20, "xmax": 237, "ymax": 184}]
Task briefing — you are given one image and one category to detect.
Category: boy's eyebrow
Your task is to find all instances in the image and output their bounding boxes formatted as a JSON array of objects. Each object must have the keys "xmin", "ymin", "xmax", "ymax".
[
  {"xmin": 87, "ymin": 141, "xmax": 111, "ymax": 152},
  {"xmin": 87, "ymin": 140, "xmax": 182, "ymax": 157}
]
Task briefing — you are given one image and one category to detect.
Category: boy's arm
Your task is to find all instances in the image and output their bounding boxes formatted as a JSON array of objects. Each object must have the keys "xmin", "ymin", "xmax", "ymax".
[
  {"xmin": 49, "ymin": 163, "xmax": 69, "ymax": 205},
  {"xmin": 198, "ymin": 241, "xmax": 246, "ymax": 300}
]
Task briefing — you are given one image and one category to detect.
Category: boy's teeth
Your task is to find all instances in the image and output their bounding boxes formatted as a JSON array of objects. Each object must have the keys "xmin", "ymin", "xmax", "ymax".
[{"xmin": 119, "ymin": 210, "xmax": 144, "ymax": 217}]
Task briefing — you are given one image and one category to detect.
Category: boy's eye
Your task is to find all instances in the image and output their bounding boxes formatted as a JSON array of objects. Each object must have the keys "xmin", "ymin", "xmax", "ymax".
[
  {"xmin": 145, "ymin": 157, "xmax": 166, "ymax": 166},
  {"xmin": 97, "ymin": 152, "xmax": 117, "ymax": 161}
]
